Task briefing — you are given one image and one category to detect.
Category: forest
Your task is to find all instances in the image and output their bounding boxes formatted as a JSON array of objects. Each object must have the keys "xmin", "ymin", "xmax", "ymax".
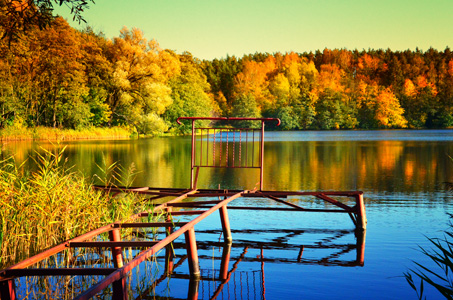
[{"xmin": 1, "ymin": 16, "xmax": 453, "ymax": 134}]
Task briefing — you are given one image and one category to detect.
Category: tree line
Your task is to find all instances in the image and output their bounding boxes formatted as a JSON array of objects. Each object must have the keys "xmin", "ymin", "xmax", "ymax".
[
  {"xmin": 1, "ymin": 17, "xmax": 452, "ymax": 134},
  {"xmin": 203, "ymin": 48, "xmax": 453, "ymax": 130}
]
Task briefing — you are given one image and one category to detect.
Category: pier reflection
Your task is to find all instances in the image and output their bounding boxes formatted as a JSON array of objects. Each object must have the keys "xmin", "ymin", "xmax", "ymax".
[
  {"xmin": 139, "ymin": 228, "xmax": 366, "ymax": 299},
  {"xmin": 10, "ymin": 228, "xmax": 365, "ymax": 299}
]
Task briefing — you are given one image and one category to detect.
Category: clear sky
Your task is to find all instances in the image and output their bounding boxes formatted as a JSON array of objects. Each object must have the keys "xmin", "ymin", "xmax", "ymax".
[{"xmin": 54, "ymin": 0, "xmax": 453, "ymax": 60}]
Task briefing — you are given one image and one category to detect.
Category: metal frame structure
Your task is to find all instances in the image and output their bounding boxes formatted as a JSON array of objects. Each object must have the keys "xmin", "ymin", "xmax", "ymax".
[
  {"xmin": 0, "ymin": 117, "xmax": 367, "ymax": 299},
  {"xmin": 176, "ymin": 117, "xmax": 281, "ymax": 190}
]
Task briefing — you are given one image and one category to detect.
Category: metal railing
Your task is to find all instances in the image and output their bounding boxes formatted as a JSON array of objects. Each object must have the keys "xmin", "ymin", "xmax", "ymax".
[{"xmin": 176, "ymin": 117, "xmax": 280, "ymax": 190}]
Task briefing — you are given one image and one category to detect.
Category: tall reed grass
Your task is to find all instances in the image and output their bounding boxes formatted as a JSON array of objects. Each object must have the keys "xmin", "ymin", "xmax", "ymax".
[
  {"xmin": 404, "ymin": 216, "xmax": 453, "ymax": 299},
  {"xmin": 0, "ymin": 126, "xmax": 133, "ymax": 141},
  {"xmin": 0, "ymin": 146, "xmax": 152, "ymax": 269}
]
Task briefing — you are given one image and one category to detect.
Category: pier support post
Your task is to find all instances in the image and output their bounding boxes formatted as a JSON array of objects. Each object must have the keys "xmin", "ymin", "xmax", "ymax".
[
  {"xmin": 219, "ymin": 206, "xmax": 233, "ymax": 243},
  {"xmin": 109, "ymin": 228, "xmax": 123, "ymax": 268},
  {"xmin": 0, "ymin": 279, "xmax": 16, "ymax": 300},
  {"xmin": 165, "ymin": 207, "xmax": 174, "ymax": 274},
  {"xmin": 355, "ymin": 193, "xmax": 367, "ymax": 231},
  {"xmin": 184, "ymin": 228, "xmax": 200, "ymax": 278}
]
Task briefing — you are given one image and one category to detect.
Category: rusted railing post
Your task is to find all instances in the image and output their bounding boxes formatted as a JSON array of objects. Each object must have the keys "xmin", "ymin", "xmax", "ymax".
[
  {"xmin": 190, "ymin": 119, "xmax": 195, "ymax": 189},
  {"xmin": 355, "ymin": 193, "xmax": 367, "ymax": 231},
  {"xmin": 109, "ymin": 229, "xmax": 123, "ymax": 268},
  {"xmin": 260, "ymin": 120, "xmax": 265, "ymax": 190},
  {"xmin": 219, "ymin": 206, "xmax": 232, "ymax": 243},
  {"xmin": 184, "ymin": 228, "xmax": 200, "ymax": 278},
  {"xmin": 0, "ymin": 279, "xmax": 16, "ymax": 300}
]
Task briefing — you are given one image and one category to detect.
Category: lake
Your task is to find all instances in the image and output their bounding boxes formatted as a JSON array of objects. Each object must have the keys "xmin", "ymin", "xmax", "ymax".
[{"xmin": 3, "ymin": 129, "xmax": 453, "ymax": 299}]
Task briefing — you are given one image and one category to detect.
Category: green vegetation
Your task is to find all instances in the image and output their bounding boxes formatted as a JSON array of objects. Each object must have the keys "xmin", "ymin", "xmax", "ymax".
[
  {"xmin": 1, "ymin": 10, "xmax": 453, "ymax": 138},
  {"xmin": 0, "ymin": 146, "xmax": 152, "ymax": 269},
  {"xmin": 404, "ymin": 216, "xmax": 453, "ymax": 299},
  {"xmin": 0, "ymin": 123, "xmax": 132, "ymax": 141}
]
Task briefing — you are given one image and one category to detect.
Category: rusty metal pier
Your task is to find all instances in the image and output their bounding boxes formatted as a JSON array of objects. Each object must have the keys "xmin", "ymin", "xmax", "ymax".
[{"xmin": 0, "ymin": 117, "xmax": 367, "ymax": 299}]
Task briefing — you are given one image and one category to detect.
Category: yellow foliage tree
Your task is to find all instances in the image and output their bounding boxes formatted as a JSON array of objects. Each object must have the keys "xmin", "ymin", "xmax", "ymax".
[{"xmin": 375, "ymin": 88, "xmax": 407, "ymax": 128}]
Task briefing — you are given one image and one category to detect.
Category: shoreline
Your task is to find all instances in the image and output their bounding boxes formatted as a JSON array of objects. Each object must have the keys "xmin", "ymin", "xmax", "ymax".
[{"xmin": 2, "ymin": 126, "xmax": 452, "ymax": 142}]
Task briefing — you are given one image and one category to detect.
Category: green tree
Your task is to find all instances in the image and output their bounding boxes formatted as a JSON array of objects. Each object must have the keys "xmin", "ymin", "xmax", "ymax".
[
  {"xmin": 105, "ymin": 27, "xmax": 179, "ymax": 131},
  {"xmin": 231, "ymin": 94, "xmax": 261, "ymax": 128},
  {"xmin": 165, "ymin": 52, "xmax": 215, "ymax": 133},
  {"xmin": 31, "ymin": 17, "xmax": 87, "ymax": 128}
]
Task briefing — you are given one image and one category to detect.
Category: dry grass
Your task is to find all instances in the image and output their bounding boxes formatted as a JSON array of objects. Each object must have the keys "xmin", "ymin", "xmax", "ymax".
[{"xmin": 0, "ymin": 126, "xmax": 133, "ymax": 141}]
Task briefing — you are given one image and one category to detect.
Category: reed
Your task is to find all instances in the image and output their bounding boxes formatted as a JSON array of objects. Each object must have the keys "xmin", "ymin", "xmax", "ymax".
[
  {"xmin": 0, "ymin": 126, "xmax": 133, "ymax": 141},
  {"xmin": 404, "ymin": 215, "xmax": 453, "ymax": 299},
  {"xmin": 0, "ymin": 146, "xmax": 153, "ymax": 269}
]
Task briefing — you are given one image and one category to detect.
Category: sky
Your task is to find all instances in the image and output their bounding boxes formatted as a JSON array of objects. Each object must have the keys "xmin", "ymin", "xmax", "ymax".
[{"xmin": 54, "ymin": 0, "xmax": 453, "ymax": 60}]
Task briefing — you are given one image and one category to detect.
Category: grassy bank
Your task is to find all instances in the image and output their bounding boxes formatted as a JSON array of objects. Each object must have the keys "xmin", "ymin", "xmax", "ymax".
[
  {"xmin": 0, "ymin": 125, "xmax": 133, "ymax": 141},
  {"xmin": 0, "ymin": 147, "xmax": 153, "ymax": 269}
]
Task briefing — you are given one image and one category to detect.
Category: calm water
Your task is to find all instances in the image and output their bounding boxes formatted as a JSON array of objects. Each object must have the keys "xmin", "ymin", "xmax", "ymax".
[{"xmin": 4, "ymin": 129, "xmax": 453, "ymax": 299}]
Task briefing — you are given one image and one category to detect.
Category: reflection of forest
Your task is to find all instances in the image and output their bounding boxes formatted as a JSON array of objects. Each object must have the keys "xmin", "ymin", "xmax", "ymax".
[
  {"xmin": 265, "ymin": 140, "xmax": 453, "ymax": 193},
  {"xmin": 3, "ymin": 136, "xmax": 453, "ymax": 194}
]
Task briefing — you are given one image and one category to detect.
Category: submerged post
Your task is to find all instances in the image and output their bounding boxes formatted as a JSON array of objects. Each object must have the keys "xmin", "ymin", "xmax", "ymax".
[
  {"xmin": 109, "ymin": 229, "xmax": 123, "ymax": 268},
  {"xmin": 219, "ymin": 206, "xmax": 232, "ymax": 243},
  {"xmin": 165, "ymin": 207, "xmax": 174, "ymax": 274},
  {"xmin": 184, "ymin": 228, "xmax": 200, "ymax": 278}
]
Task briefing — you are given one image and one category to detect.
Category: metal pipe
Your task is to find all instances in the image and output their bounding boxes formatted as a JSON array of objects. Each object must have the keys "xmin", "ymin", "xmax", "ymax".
[
  {"xmin": 219, "ymin": 206, "xmax": 232, "ymax": 243},
  {"xmin": 184, "ymin": 228, "xmax": 200, "ymax": 278},
  {"xmin": 75, "ymin": 191, "xmax": 244, "ymax": 299},
  {"xmin": 356, "ymin": 193, "xmax": 367, "ymax": 230},
  {"xmin": 260, "ymin": 120, "xmax": 265, "ymax": 190},
  {"xmin": 109, "ymin": 229, "xmax": 123, "ymax": 268},
  {"xmin": 191, "ymin": 120, "xmax": 195, "ymax": 189},
  {"xmin": 176, "ymin": 117, "xmax": 281, "ymax": 126}
]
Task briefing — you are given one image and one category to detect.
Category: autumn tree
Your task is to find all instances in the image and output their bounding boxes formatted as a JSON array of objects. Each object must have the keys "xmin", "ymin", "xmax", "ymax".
[
  {"xmin": 233, "ymin": 56, "xmax": 275, "ymax": 112},
  {"xmin": 356, "ymin": 81, "xmax": 407, "ymax": 128},
  {"xmin": 164, "ymin": 51, "xmax": 215, "ymax": 133},
  {"xmin": 28, "ymin": 17, "xmax": 87, "ymax": 128},
  {"xmin": 105, "ymin": 27, "xmax": 180, "ymax": 133},
  {"xmin": 0, "ymin": 0, "xmax": 93, "ymax": 43}
]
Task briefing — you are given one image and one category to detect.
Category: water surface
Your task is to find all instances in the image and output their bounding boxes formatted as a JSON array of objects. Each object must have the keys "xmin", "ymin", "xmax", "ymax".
[{"xmin": 5, "ymin": 129, "xmax": 453, "ymax": 299}]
